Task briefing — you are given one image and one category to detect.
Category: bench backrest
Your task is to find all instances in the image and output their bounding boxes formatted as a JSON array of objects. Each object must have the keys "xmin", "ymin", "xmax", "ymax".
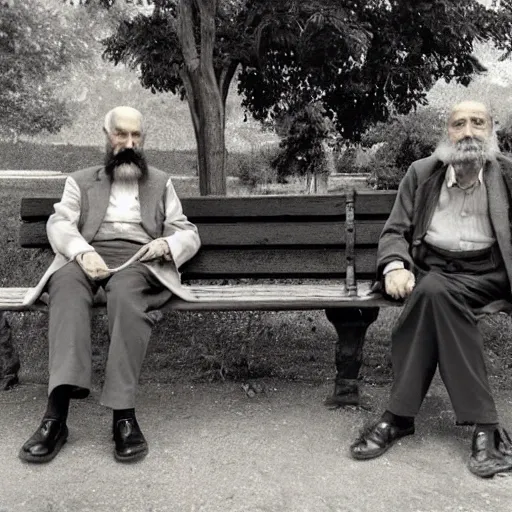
[{"xmin": 20, "ymin": 189, "xmax": 397, "ymax": 289}]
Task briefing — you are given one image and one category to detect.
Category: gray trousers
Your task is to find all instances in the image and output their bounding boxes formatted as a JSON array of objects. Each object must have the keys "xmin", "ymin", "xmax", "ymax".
[
  {"xmin": 47, "ymin": 262, "xmax": 172, "ymax": 409},
  {"xmin": 387, "ymin": 245, "xmax": 509, "ymax": 425}
]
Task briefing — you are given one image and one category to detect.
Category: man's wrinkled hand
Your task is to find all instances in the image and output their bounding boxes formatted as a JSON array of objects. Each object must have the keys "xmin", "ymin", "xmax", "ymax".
[
  {"xmin": 76, "ymin": 251, "xmax": 110, "ymax": 281},
  {"xmin": 384, "ymin": 269, "xmax": 416, "ymax": 300},
  {"xmin": 138, "ymin": 239, "xmax": 172, "ymax": 262}
]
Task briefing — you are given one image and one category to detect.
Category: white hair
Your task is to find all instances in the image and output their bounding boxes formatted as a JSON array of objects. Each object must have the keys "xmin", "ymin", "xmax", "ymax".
[{"xmin": 112, "ymin": 163, "xmax": 143, "ymax": 182}]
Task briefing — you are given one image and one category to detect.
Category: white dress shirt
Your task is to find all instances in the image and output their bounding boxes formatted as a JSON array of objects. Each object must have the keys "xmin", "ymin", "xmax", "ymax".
[{"xmin": 383, "ymin": 165, "xmax": 495, "ymax": 274}]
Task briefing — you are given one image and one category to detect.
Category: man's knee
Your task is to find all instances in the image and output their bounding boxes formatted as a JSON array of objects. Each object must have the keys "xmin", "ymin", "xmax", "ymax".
[
  {"xmin": 106, "ymin": 267, "xmax": 149, "ymax": 309},
  {"xmin": 106, "ymin": 282, "xmax": 144, "ymax": 313},
  {"xmin": 412, "ymin": 272, "xmax": 451, "ymax": 300},
  {"xmin": 49, "ymin": 262, "xmax": 87, "ymax": 287},
  {"xmin": 47, "ymin": 262, "xmax": 93, "ymax": 302}
]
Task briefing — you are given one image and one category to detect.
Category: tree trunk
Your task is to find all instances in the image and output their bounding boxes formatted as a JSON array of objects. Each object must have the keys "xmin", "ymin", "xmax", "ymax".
[
  {"xmin": 197, "ymin": 79, "xmax": 226, "ymax": 195},
  {"xmin": 178, "ymin": 0, "xmax": 227, "ymax": 195},
  {"xmin": 315, "ymin": 173, "xmax": 329, "ymax": 194}
]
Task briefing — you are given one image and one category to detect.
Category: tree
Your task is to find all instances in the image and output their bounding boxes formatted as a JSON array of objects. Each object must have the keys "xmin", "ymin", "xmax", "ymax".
[
  {"xmin": 240, "ymin": 0, "xmax": 512, "ymax": 141},
  {"xmin": 102, "ymin": 0, "xmax": 239, "ymax": 195},
  {"xmin": 99, "ymin": 0, "xmax": 512, "ymax": 195},
  {"xmin": 273, "ymin": 102, "xmax": 334, "ymax": 192},
  {"xmin": 0, "ymin": 0, "xmax": 90, "ymax": 142},
  {"xmin": 100, "ymin": 0, "xmax": 369, "ymax": 194}
]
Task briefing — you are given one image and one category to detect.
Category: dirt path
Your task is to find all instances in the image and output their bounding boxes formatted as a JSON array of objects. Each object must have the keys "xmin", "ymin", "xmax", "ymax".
[{"xmin": 1, "ymin": 379, "xmax": 511, "ymax": 512}]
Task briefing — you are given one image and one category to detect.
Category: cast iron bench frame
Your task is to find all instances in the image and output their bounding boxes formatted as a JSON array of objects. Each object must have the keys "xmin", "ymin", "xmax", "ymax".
[{"xmin": 1, "ymin": 189, "xmax": 400, "ymax": 405}]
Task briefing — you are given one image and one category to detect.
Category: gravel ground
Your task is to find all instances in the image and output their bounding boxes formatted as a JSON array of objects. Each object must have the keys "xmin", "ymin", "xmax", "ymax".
[{"xmin": 1, "ymin": 377, "xmax": 512, "ymax": 512}]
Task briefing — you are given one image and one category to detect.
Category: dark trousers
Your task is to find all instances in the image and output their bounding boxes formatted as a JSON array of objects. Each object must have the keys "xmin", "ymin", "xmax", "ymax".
[
  {"xmin": 47, "ymin": 261, "xmax": 172, "ymax": 409},
  {"xmin": 387, "ymin": 244, "xmax": 508, "ymax": 424}
]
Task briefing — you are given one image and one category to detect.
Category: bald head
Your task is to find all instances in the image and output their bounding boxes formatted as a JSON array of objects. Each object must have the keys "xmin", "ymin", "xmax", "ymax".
[
  {"xmin": 104, "ymin": 106, "xmax": 144, "ymax": 137},
  {"xmin": 449, "ymin": 100, "xmax": 490, "ymax": 118}
]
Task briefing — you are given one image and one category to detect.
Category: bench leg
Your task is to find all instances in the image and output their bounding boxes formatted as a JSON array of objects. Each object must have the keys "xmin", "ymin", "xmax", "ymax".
[
  {"xmin": 0, "ymin": 313, "xmax": 20, "ymax": 390},
  {"xmin": 325, "ymin": 307, "xmax": 379, "ymax": 407}
]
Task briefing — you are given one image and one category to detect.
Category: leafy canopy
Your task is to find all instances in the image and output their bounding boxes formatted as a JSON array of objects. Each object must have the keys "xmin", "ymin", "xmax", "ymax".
[
  {"xmin": 100, "ymin": 0, "xmax": 512, "ymax": 141},
  {"xmin": 239, "ymin": 0, "xmax": 512, "ymax": 140}
]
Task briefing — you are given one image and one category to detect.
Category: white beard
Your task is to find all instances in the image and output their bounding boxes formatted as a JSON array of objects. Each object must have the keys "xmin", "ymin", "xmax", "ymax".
[
  {"xmin": 434, "ymin": 133, "xmax": 501, "ymax": 166},
  {"xmin": 112, "ymin": 163, "xmax": 143, "ymax": 182}
]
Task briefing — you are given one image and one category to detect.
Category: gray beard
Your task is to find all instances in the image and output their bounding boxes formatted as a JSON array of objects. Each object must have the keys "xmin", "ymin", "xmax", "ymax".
[
  {"xmin": 433, "ymin": 134, "xmax": 500, "ymax": 167},
  {"xmin": 112, "ymin": 163, "xmax": 143, "ymax": 183}
]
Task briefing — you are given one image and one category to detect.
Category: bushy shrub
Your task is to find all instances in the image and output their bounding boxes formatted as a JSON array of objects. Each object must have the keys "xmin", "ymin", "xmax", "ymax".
[
  {"xmin": 334, "ymin": 146, "xmax": 359, "ymax": 174},
  {"xmin": 334, "ymin": 145, "xmax": 376, "ymax": 174},
  {"xmin": 361, "ymin": 108, "xmax": 445, "ymax": 190},
  {"xmin": 232, "ymin": 145, "xmax": 281, "ymax": 188},
  {"xmin": 274, "ymin": 103, "xmax": 333, "ymax": 183}
]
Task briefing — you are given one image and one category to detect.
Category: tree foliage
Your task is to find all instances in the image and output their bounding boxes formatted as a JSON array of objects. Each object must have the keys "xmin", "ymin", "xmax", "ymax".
[
  {"xmin": 102, "ymin": 1, "xmax": 246, "ymax": 103},
  {"xmin": 98, "ymin": 0, "xmax": 512, "ymax": 192},
  {"xmin": 362, "ymin": 108, "xmax": 446, "ymax": 190},
  {"xmin": 0, "ymin": 0, "xmax": 92, "ymax": 141},
  {"xmin": 240, "ymin": 0, "xmax": 512, "ymax": 141},
  {"xmin": 101, "ymin": 1, "xmax": 512, "ymax": 139},
  {"xmin": 273, "ymin": 103, "xmax": 333, "ymax": 183}
]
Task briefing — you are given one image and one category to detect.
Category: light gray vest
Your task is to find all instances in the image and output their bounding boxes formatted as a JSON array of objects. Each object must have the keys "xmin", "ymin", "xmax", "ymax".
[{"xmin": 71, "ymin": 166, "xmax": 169, "ymax": 242}]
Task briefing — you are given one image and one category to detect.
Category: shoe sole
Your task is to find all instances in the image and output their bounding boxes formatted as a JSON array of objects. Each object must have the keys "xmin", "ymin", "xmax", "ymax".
[
  {"xmin": 114, "ymin": 446, "xmax": 148, "ymax": 463},
  {"xmin": 468, "ymin": 458, "xmax": 512, "ymax": 478},
  {"xmin": 18, "ymin": 436, "xmax": 68, "ymax": 464},
  {"xmin": 350, "ymin": 429, "xmax": 415, "ymax": 461}
]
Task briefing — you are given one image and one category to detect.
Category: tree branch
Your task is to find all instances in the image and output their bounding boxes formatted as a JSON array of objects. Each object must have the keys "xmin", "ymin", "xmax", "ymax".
[
  {"xmin": 178, "ymin": 0, "xmax": 199, "ymax": 72},
  {"xmin": 178, "ymin": 66, "xmax": 200, "ymax": 135},
  {"xmin": 218, "ymin": 59, "xmax": 239, "ymax": 106}
]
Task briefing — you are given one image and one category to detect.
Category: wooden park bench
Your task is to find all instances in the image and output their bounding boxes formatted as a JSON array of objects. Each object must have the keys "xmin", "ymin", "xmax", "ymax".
[{"xmin": 0, "ymin": 189, "xmax": 400, "ymax": 405}]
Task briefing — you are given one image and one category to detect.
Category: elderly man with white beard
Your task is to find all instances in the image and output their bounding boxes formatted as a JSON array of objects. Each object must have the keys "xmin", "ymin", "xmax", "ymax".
[
  {"xmin": 349, "ymin": 101, "xmax": 512, "ymax": 478},
  {"xmin": 19, "ymin": 106, "xmax": 201, "ymax": 464}
]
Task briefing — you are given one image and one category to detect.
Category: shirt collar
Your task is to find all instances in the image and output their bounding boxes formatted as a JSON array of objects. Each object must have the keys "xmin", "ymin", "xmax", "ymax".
[{"xmin": 446, "ymin": 165, "xmax": 484, "ymax": 188}]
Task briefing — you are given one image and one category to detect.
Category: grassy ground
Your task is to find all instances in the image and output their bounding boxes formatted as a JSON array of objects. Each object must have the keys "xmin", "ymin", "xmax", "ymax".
[{"xmin": 2, "ymin": 177, "xmax": 512, "ymax": 393}]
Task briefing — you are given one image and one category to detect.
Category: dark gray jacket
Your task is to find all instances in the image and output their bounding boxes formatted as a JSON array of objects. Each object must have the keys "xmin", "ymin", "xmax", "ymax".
[{"xmin": 377, "ymin": 153, "xmax": 512, "ymax": 304}]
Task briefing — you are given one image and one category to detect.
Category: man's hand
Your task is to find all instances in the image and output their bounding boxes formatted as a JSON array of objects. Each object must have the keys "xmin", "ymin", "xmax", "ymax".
[
  {"xmin": 384, "ymin": 269, "xmax": 416, "ymax": 300},
  {"xmin": 76, "ymin": 251, "xmax": 110, "ymax": 281},
  {"xmin": 138, "ymin": 239, "xmax": 172, "ymax": 262}
]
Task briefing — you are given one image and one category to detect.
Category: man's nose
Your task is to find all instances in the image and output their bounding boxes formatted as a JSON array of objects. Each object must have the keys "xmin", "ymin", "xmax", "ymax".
[
  {"xmin": 125, "ymin": 135, "xmax": 134, "ymax": 148},
  {"xmin": 462, "ymin": 123, "xmax": 474, "ymax": 138}
]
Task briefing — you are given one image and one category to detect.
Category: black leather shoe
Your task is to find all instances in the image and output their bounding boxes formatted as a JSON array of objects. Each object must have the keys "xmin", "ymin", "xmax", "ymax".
[
  {"xmin": 18, "ymin": 418, "xmax": 68, "ymax": 463},
  {"xmin": 497, "ymin": 427, "xmax": 512, "ymax": 458},
  {"xmin": 113, "ymin": 417, "xmax": 148, "ymax": 463},
  {"xmin": 350, "ymin": 421, "xmax": 415, "ymax": 460},
  {"xmin": 468, "ymin": 427, "xmax": 512, "ymax": 478}
]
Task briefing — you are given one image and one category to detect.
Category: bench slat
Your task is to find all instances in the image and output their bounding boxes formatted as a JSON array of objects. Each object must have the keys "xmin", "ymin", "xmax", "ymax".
[
  {"xmin": 180, "ymin": 248, "xmax": 377, "ymax": 277},
  {"xmin": 355, "ymin": 190, "xmax": 397, "ymax": 214},
  {"xmin": 182, "ymin": 249, "xmax": 346, "ymax": 276},
  {"xmin": 0, "ymin": 283, "xmax": 396, "ymax": 312},
  {"xmin": 20, "ymin": 220, "xmax": 386, "ymax": 248},
  {"xmin": 20, "ymin": 193, "xmax": 398, "ymax": 220},
  {"xmin": 21, "ymin": 195, "xmax": 349, "ymax": 220}
]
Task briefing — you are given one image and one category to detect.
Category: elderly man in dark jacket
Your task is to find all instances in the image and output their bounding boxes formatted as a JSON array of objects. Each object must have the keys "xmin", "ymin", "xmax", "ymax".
[{"xmin": 350, "ymin": 101, "xmax": 512, "ymax": 478}]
